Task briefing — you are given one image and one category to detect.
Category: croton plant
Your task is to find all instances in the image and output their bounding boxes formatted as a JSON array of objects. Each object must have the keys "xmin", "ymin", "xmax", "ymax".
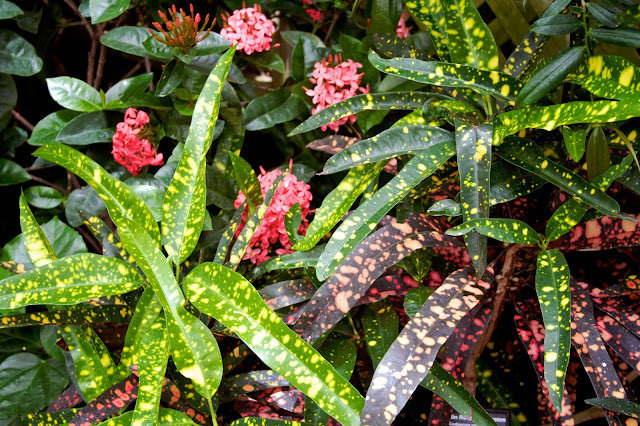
[{"xmin": 0, "ymin": 0, "xmax": 640, "ymax": 424}]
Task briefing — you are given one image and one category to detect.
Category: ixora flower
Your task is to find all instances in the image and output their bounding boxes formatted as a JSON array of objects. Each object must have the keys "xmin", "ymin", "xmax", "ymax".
[
  {"xmin": 112, "ymin": 108, "xmax": 163, "ymax": 177},
  {"xmin": 234, "ymin": 167, "xmax": 313, "ymax": 265},
  {"xmin": 149, "ymin": 4, "xmax": 215, "ymax": 54},
  {"xmin": 396, "ymin": 16, "xmax": 412, "ymax": 39},
  {"xmin": 302, "ymin": 0, "xmax": 324, "ymax": 22},
  {"xmin": 220, "ymin": 4, "xmax": 278, "ymax": 55},
  {"xmin": 305, "ymin": 54, "xmax": 370, "ymax": 132}
]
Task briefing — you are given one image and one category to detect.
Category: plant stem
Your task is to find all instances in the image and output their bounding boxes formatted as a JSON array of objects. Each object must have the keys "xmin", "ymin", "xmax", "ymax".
[
  {"xmin": 207, "ymin": 398, "xmax": 218, "ymax": 426},
  {"xmin": 28, "ymin": 174, "xmax": 67, "ymax": 195},
  {"xmin": 63, "ymin": 0, "xmax": 94, "ymax": 38},
  {"xmin": 323, "ymin": 11, "xmax": 341, "ymax": 46},
  {"xmin": 11, "ymin": 110, "xmax": 35, "ymax": 132}
]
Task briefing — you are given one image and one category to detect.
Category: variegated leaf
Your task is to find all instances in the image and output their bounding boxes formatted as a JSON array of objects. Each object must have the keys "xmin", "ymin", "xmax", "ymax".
[
  {"xmin": 502, "ymin": 32, "xmax": 547, "ymax": 78},
  {"xmin": 118, "ymin": 217, "xmax": 223, "ymax": 401},
  {"xmin": 183, "ymin": 262, "xmax": 365, "ymax": 426},
  {"xmin": 69, "ymin": 375, "xmax": 139, "ymax": 426},
  {"xmin": 361, "ymin": 266, "xmax": 493, "ymax": 425},
  {"xmin": 214, "ymin": 201, "xmax": 246, "ymax": 264},
  {"xmin": 289, "ymin": 92, "xmax": 434, "ymax": 135},
  {"xmin": 316, "ymin": 143, "xmax": 456, "ymax": 280},
  {"xmin": 368, "ymin": 50, "xmax": 522, "ymax": 102},
  {"xmin": 33, "ymin": 143, "xmax": 160, "ymax": 246},
  {"xmin": 497, "ymin": 137, "xmax": 621, "ymax": 217},
  {"xmin": 250, "ymin": 245, "xmax": 324, "ymax": 279},
  {"xmin": 447, "ymin": 218, "xmax": 540, "ymax": 244},
  {"xmin": 585, "ymin": 397, "xmax": 640, "ymax": 418},
  {"xmin": 19, "ymin": 192, "xmax": 55, "ymax": 267},
  {"xmin": 218, "ymin": 370, "xmax": 288, "ymax": 403},
  {"xmin": 258, "ymin": 279, "xmax": 316, "ymax": 311},
  {"xmin": 0, "ymin": 304, "xmax": 132, "ymax": 328},
  {"xmin": 568, "ymin": 55, "xmax": 640, "ymax": 101},
  {"xmin": 292, "ymin": 214, "xmax": 464, "ymax": 342},
  {"xmin": 402, "ymin": 0, "xmax": 450, "ymax": 60},
  {"xmin": 535, "ymin": 249, "xmax": 571, "ymax": 411},
  {"xmin": 230, "ymin": 418, "xmax": 303, "ymax": 426},
  {"xmin": 98, "ymin": 408, "xmax": 196, "ymax": 425},
  {"xmin": 229, "ymin": 151, "xmax": 263, "ymax": 210},
  {"xmin": 554, "ymin": 213, "xmax": 640, "ymax": 251},
  {"xmin": 307, "ymin": 135, "xmax": 359, "ymax": 154},
  {"xmin": 162, "ymin": 47, "xmax": 235, "ymax": 264},
  {"xmin": 362, "ymin": 301, "xmax": 399, "ymax": 369}
]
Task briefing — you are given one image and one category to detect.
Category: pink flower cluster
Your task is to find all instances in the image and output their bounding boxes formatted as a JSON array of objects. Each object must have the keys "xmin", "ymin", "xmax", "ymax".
[
  {"xmin": 305, "ymin": 54, "xmax": 370, "ymax": 132},
  {"xmin": 234, "ymin": 167, "xmax": 313, "ymax": 265},
  {"xmin": 302, "ymin": 0, "xmax": 324, "ymax": 22},
  {"xmin": 396, "ymin": 17, "xmax": 412, "ymax": 39},
  {"xmin": 112, "ymin": 108, "xmax": 163, "ymax": 176},
  {"xmin": 220, "ymin": 4, "xmax": 277, "ymax": 55}
]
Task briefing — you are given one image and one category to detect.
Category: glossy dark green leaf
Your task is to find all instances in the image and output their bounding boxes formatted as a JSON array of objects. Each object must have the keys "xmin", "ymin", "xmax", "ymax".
[
  {"xmin": 516, "ymin": 46, "xmax": 584, "ymax": 106},
  {"xmin": 55, "ymin": 110, "xmax": 122, "ymax": 145},
  {"xmin": 535, "ymin": 249, "xmax": 571, "ymax": 411},
  {"xmin": 184, "ymin": 262, "xmax": 365, "ymax": 426},
  {"xmin": 243, "ymin": 88, "xmax": 306, "ymax": 131},
  {"xmin": 427, "ymin": 199, "xmax": 462, "ymax": 216},
  {"xmin": 587, "ymin": 3, "xmax": 618, "ymax": 28},
  {"xmin": 0, "ymin": 0, "xmax": 22, "ymax": 20},
  {"xmin": 244, "ymin": 51, "xmax": 285, "ymax": 73},
  {"xmin": 586, "ymin": 126, "xmax": 611, "ymax": 181},
  {"xmin": 362, "ymin": 301, "xmax": 399, "ymax": 369},
  {"xmin": 584, "ymin": 397, "xmax": 640, "ymax": 418},
  {"xmin": 530, "ymin": 15, "xmax": 582, "ymax": 35},
  {"xmin": 368, "ymin": 50, "xmax": 522, "ymax": 102},
  {"xmin": 65, "ymin": 186, "xmax": 106, "ymax": 227},
  {"xmin": 361, "ymin": 267, "xmax": 493, "ymax": 426},
  {"xmin": 22, "ymin": 185, "xmax": 63, "ymax": 209},
  {"xmin": 0, "ymin": 29, "xmax": 42, "ymax": 76},
  {"xmin": 46, "ymin": 77, "xmax": 103, "ymax": 112},
  {"xmin": 89, "ymin": 0, "xmax": 130, "ymax": 24},
  {"xmin": 29, "ymin": 110, "xmax": 80, "ymax": 146},
  {"xmin": 403, "ymin": 286, "xmax": 434, "ymax": 317},
  {"xmin": 323, "ymin": 125, "xmax": 453, "ymax": 174},
  {"xmin": 496, "ymin": 137, "xmax": 620, "ymax": 217},
  {"xmin": 289, "ymin": 92, "xmax": 433, "ymax": 135},
  {"xmin": 104, "ymin": 73, "xmax": 153, "ymax": 105},
  {"xmin": 0, "ymin": 158, "xmax": 30, "ymax": 186},
  {"xmin": 100, "ymin": 26, "xmax": 167, "ymax": 60},
  {"xmin": 156, "ymin": 60, "xmax": 185, "ymax": 97},
  {"xmin": 0, "ymin": 353, "xmax": 68, "ymax": 418},
  {"xmin": 591, "ymin": 26, "xmax": 640, "ymax": 47},
  {"xmin": 291, "ymin": 35, "xmax": 322, "ymax": 82},
  {"xmin": 562, "ymin": 126, "xmax": 587, "ymax": 162},
  {"xmin": 0, "ymin": 73, "xmax": 17, "ymax": 130},
  {"xmin": 447, "ymin": 218, "xmax": 541, "ymax": 244}
]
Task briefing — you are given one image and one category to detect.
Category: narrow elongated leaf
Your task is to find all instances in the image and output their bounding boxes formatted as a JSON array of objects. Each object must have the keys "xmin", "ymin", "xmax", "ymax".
[
  {"xmin": 250, "ymin": 245, "xmax": 324, "ymax": 279},
  {"xmin": 587, "ymin": 3, "xmax": 618, "ymax": 28},
  {"xmin": 118, "ymin": 218, "xmax": 223, "ymax": 400},
  {"xmin": 316, "ymin": 144, "xmax": 456, "ymax": 280},
  {"xmin": 229, "ymin": 152, "xmax": 263, "ymax": 209},
  {"xmin": 258, "ymin": 279, "xmax": 316, "ymax": 310},
  {"xmin": 502, "ymin": 32, "xmax": 547, "ymax": 78},
  {"xmin": 586, "ymin": 126, "xmax": 611, "ymax": 181},
  {"xmin": 361, "ymin": 266, "xmax": 493, "ymax": 426},
  {"xmin": 555, "ymin": 212, "xmax": 640, "ymax": 251},
  {"xmin": 183, "ymin": 262, "xmax": 365, "ymax": 426},
  {"xmin": 99, "ymin": 408, "xmax": 196, "ymax": 425},
  {"xmin": 0, "ymin": 304, "xmax": 132, "ymax": 328},
  {"xmin": 69, "ymin": 375, "xmax": 139, "ymax": 426},
  {"xmin": 447, "ymin": 218, "xmax": 540, "ymax": 244},
  {"xmin": 219, "ymin": 370, "xmax": 288, "ymax": 402},
  {"xmin": 591, "ymin": 26, "xmax": 640, "ymax": 48},
  {"xmin": 213, "ymin": 202, "xmax": 246, "ymax": 264},
  {"xmin": 230, "ymin": 419, "xmax": 302, "ymax": 426},
  {"xmin": 497, "ymin": 137, "xmax": 620, "ymax": 216},
  {"xmin": 455, "ymin": 118, "xmax": 492, "ymax": 276},
  {"xmin": 0, "ymin": 254, "xmax": 144, "ymax": 309},
  {"xmin": 535, "ymin": 249, "xmax": 571, "ymax": 411},
  {"xmin": 162, "ymin": 47, "xmax": 235, "ymax": 264},
  {"xmin": 323, "ymin": 125, "xmax": 453, "ymax": 174},
  {"xmin": 368, "ymin": 50, "xmax": 522, "ymax": 102},
  {"xmin": 585, "ymin": 397, "xmax": 640, "ymax": 418},
  {"xmin": 18, "ymin": 192, "xmax": 55, "ymax": 267},
  {"xmin": 293, "ymin": 162, "xmax": 385, "ymax": 251},
  {"xmin": 562, "ymin": 126, "xmax": 587, "ymax": 162},
  {"xmin": 362, "ymin": 301, "xmax": 399, "ymax": 369},
  {"xmin": 530, "ymin": 15, "xmax": 582, "ymax": 35},
  {"xmin": 289, "ymin": 92, "xmax": 434, "ymax": 135},
  {"xmin": 293, "ymin": 214, "xmax": 464, "ymax": 342},
  {"xmin": 402, "ymin": 0, "xmax": 450, "ymax": 60},
  {"xmin": 516, "ymin": 46, "xmax": 584, "ymax": 106},
  {"xmin": 34, "ymin": 143, "xmax": 161, "ymax": 245},
  {"xmin": 568, "ymin": 56, "xmax": 640, "ymax": 101}
]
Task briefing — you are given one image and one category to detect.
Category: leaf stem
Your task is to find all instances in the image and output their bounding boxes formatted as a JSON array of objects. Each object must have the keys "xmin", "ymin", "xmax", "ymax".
[{"xmin": 207, "ymin": 398, "xmax": 217, "ymax": 425}]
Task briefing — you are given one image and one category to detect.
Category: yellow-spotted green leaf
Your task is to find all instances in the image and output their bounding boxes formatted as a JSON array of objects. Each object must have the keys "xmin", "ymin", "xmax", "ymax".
[
  {"xmin": 545, "ymin": 156, "xmax": 633, "ymax": 241},
  {"xmin": 18, "ymin": 192, "xmax": 55, "ymax": 268},
  {"xmin": 33, "ymin": 143, "xmax": 160, "ymax": 246},
  {"xmin": 447, "ymin": 218, "xmax": 541, "ymax": 244},
  {"xmin": 0, "ymin": 304, "xmax": 132, "ymax": 328},
  {"xmin": 586, "ymin": 126, "xmax": 611, "ymax": 181},
  {"xmin": 362, "ymin": 301, "xmax": 399, "ymax": 369},
  {"xmin": 562, "ymin": 126, "xmax": 587, "ymax": 162},
  {"xmin": 21, "ymin": 408, "xmax": 80, "ymax": 425},
  {"xmin": 293, "ymin": 162, "xmax": 385, "ymax": 252},
  {"xmin": 293, "ymin": 214, "xmax": 464, "ymax": 342},
  {"xmin": 229, "ymin": 151, "xmax": 263, "ymax": 210},
  {"xmin": 427, "ymin": 198, "xmax": 461, "ymax": 216},
  {"xmin": 114, "ymin": 288, "xmax": 163, "ymax": 381},
  {"xmin": 117, "ymin": 217, "xmax": 222, "ymax": 400},
  {"xmin": 568, "ymin": 55, "xmax": 640, "ymax": 102},
  {"xmin": 98, "ymin": 408, "xmax": 196, "ymax": 425},
  {"xmin": 284, "ymin": 202, "xmax": 302, "ymax": 245},
  {"xmin": 502, "ymin": 32, "xmax": 547, "ymax": 78},
  {"xmin": 162, "ymin": 47, "xmax": 235, "ymax": 264},
  {"xmin": 0, "ymin": 254, "xmax": 145, "ymax": 309},
  {"xmin": 361, "ymin": 266, "xmax": 493, "ymax": 426},
  {"xmin": 231, "ymin": 419, "xmax": 303, "ymax": 426},
  {"xmin": 455, "ymin": 118, "xmax": 492, "ymax": 276},
  {"xmin": 81, "ymin": 214, "xmax": 129, "ymax": 261},
  {"xmin": 402, "ymin": 0, "xmax": 450, "ymax": 60},
  {"xmin": 131, "ymin": 314, "xmax": 169, "ymax": 426},
  {"xmin": 289, "ymin": 92, "xmax": 434, "ymax": 136},
  {"xmin": 516, "ymin": 46, "xmax": 584, "ymax": 106},
  {"xmin": 323, "ymin": 125, "xmax": 453, "ymax": 174},
  {"xmin": 183, "ymin": 262, "xmax": 365, "ymax": 426},
  {"xmin": 585, "ymin": 397, "xmax": 640, "ymax": 418},
  {"xmin": 535, "ymin": 249, "xmax": 571, "ymax": 412},
  {"xmin": 219, "ymin": 370, "xmax": 288, "ymax": 402},
  {"xmin": 495, "ymin": 100, "xmax": 640, "ymax": 142},
  {"xmin": 497, "ymin": 137, "xmax": 620, "ymax": 216},
  {"xmin": 489, "ymin": 163, "xmax": 546, "ymax": 205},
  {"xmin": 368, "ymin": 50, "xmax": 523, "ymax": 102},
  {"xmin": 250, "ymin": 245, "xmax": 324, "ymax": 279},
  {"xmin": 316, "ymin": 144, "xmax": 456, "ymax": 281},
  {"xmin": 226, "ymin": 173, "xmax": 284, "ymax": 268},
  {"xmin": 439, "ymin": 0, "xmax": 499, "ymax": 70},
  {"xmin": 214, "ymin": 201, "xmax": 246, "ymax": 264}
]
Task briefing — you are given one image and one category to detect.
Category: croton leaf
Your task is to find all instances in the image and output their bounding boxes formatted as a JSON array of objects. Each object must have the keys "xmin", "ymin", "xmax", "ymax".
[
  {"xmin": 18, "ymin": 192, "xmax": 55, "ymax": 267},
  {"xmin": 355, "ymin": 274, "xmax": 421, "ymax": 306},
  {"xmin": 98, "ymin": 408, "xmax": 196, "ymax": 425},
  {"xmin": 502, "ymin": 32, "xmax": 547, "ymax": 78},
  {"xmin": 316, "ymin": 143, "xmax": 456, "ymax": 280},
  {"xmin": 568, "ymin": 55, "xmax": 640, "ymax": 101},
  {"xmin": 183, "ymin": 262, "xmax": 365, "ymax": 426},
  {"xmin": 322, "ymin": 125, "xmax": 453, "ymax": 174},
  {"xmin": 0, "ymin": 254, "xmax": 144, "ymax": 309},
  {"xmin": 594, "ymin": 313, "xmax": 640, "ymax": 374},
  {"xmin": 535, "ymin": 249, "xmax": 571, "ymax": 411},
  {"xmin": 307, "ymin": 135, "xmax": 359, "ymax": 154},
  {"xmin": 497, "ymin": 137, "xmax": 620, "ymax": 217},
  {"xmin": 229, "ymin": 151, "xmax": 263, "ymax": 210},
  {"xmin": 361, "ymin": 266, "xmax": 493, "ymax": 425},
  {"xmin": 362, "ymin": 301, "xmax": 399, "ymax": 369},
  {"xmin": 48, "ymin": 385, "xmax": 83, "ymax": 411},
  {"xmin": 562, "ymin": 125, "xmax": 587, "ymax": 162},
  {"xmin": 289, "ymin": 92, "xmax": 434, "ymax": 135},
  {"xmin": 68, "ymin": 374, "xmax": 139, "ymax": 426},
  {"xmin": 34, "ymin": 143, "xmax": 161, "ymax": 246},
  {"xmin": 250, "ymin": 245, "xmax": 323, "ymax": 279},
  {"xmin": 368, "ymin": 50, "xmax": 522, "ymax": 102},
  {"xmin": 118, "ymin": 217, "xmax": 223, "ymax": 401},
  {"xmin": 402, "ymin": 0, "xmax": 450, "ymax": 60},
  {"xmin": 292, "ymin": 213, "xmax": 464, "ymax": 343},
  {"xmin": 230, "ymin": 418, "xmax": 302, "ymax": 426},
  {"xmin": 554, "ymin": 212, "xmax": 640, "ymax": 251},
  {"xmin": 293, "ymin": 162, "xmax": 385, "ymax": 252},
  {"xmin": 213, "ymin": 201, "xmax": 246, "ymax": 264},
  {"xmin": 585, "ymin": 397, "xmax": 640, "ymax": 418},
  {"xmin": 447, "ymin": 218, "xmax": 540, "ymax": 244},
  {"xmin": 0, "ymin": 304, "xmax": 132, "ymax": 329},
  {"xmin": 162, "ymin": 47, "xmax": 235, "ymax": 264},
  {"xmin": 218, "ymin": 370, "xmax": 289, "ymax": 403}
]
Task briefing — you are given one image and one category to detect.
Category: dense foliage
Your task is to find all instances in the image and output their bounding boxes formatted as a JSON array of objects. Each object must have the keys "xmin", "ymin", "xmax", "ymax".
[{"xmin": 0, "ymin": 0, "xmax": 640, "ymax": 424}]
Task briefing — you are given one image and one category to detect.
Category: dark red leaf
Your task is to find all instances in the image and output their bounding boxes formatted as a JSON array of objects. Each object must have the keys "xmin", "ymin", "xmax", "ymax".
[
  {"xmin": 47, "ymin": 385, "xmax": 82, "ymax": 412},
  {"xmin": 354, "ymin": 274, "xmax": 420, "ymax": 306},
  {"xmin": 595, "ymin": 313, "xmax": 640, "ymax": 373},
  {"xmin": 307, "ymin": 135, "xmax": 360, "ymax": 154},
  {"xmin": 584, "ymin": 282, "xmax": 640, "ymax": 339},
  {"xmin": 69, "ymin": 375, "xmax": 138, "ymax": 426},
  {"xmin": 160, "ymin": 378, "xmax": 210, "ymax": 425},
  {"xmin": 554, "ymin": 213, "xmax": 640, "ymax": 251},
  {"xmin": 218, "ymin": 371, "xmax": 289, "ymax": 403},
  {"xmin": 258, "ymin": 279, "xmax": 317, "ymax": 310},
  {"xmin": 267, "ymin": 390, "xmax": 304, "ymax": 414}
]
